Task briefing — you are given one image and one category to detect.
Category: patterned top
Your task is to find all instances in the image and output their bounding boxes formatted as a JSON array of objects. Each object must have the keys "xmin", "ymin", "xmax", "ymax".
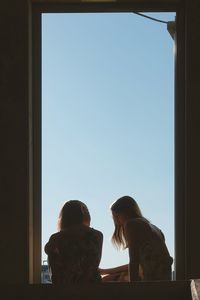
[
  {"xmin": 45, "ymin": 226, "xmax": 103, "ymax": 284},
  {"xmin": 138, "ymin": 224, "xmax": 173, "ymax": 280}
]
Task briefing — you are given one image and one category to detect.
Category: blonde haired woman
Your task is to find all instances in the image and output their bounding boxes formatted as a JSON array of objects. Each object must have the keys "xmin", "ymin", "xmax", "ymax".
[{"xmin": 100, "ymin": 196, "xmax": 173, "ymax": 282}]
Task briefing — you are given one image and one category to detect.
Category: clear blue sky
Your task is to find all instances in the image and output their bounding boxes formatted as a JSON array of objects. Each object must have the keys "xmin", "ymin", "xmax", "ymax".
[{"xmin": 42, "ymin": 12, "xmax": 175, "ymax": 268}]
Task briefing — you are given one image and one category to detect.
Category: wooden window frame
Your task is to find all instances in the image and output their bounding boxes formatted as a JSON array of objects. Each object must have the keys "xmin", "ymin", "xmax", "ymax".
[{"xmin": 30, "ymin": 0, "xmax": 186, "ymax": 283}]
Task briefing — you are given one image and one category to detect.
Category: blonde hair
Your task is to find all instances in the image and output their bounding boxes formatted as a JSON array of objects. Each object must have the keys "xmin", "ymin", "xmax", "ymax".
[
  {"xmin": 57, "ymin": 200, "xmax": 91, "ymax": 230},
  {"xmin": 111, "ymin": 196, "xmax": 146, "ymax": 249}
]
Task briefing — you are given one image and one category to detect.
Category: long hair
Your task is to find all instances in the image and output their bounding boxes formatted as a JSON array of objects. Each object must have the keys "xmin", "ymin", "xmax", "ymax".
[
  {"xmin": 57, "ymin": 200, "xmax": 91, "ymax": 230},
  {"xmin": 111, "ymin": 196, "xmax": 146, "ymax": 249}
]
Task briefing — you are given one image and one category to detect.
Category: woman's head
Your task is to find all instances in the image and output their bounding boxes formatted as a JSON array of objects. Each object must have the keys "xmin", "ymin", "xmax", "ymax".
[
  {"xmin": 111, "ymin": 196, "xmax": 143, "ymax": 220},
  {"xmin": 58, "ymin": 200, "xmax": 91, "ymax": 230},
  {"xmin": 111, "ymin": 196, "xmax": 143, "ymax": 249}
]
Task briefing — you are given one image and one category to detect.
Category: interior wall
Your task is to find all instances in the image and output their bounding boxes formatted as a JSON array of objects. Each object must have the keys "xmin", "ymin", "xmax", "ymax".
[
  {"xmin": 0, "ymin": 0, "xmax": 30, "ymax": 284},
  {"xmin": 185, "ymin": 0, "xmax": 200, "ymax": 279},
  {"xmin": 0, "ymin": 0, "xmax": 200, "ymax": 284}
]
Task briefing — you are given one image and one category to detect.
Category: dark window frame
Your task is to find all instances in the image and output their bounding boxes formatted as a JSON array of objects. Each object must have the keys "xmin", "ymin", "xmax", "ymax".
[{"xmin": 30, "ymin": 0, "xmax": 186, "ymax": 283}]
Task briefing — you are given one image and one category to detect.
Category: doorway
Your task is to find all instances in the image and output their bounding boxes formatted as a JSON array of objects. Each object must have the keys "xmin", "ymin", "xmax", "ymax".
[{"xmin": 41, "ymin": 12, "xmax": 175, "ymax": 283}]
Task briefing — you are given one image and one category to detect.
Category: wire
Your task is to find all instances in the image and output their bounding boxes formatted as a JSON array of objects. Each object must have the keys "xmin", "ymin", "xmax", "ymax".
[{"xmin": 132, "ymin": 12, "xmax": 169, "ymax": 24}]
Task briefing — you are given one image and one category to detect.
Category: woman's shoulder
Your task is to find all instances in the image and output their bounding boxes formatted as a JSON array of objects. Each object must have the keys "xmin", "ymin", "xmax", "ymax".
[
  {"xmin": 45, "ymin": 232, "xmax": 62, "ymax": 244},
  {"xmin": 124, "ymin": 218, "xmax": 152, "ymax": 241},
  {"xmin": 89, "ymin": 227, "xmax": 103, "ymax": 240},
  {"xmin": 44, "ymin": 232, "xmax": 61, "ymax": 254},
  {"xmin": 126, "ymin": 219, "xmax": 164, "ymax": 237},
  {"xmin": 126, "ymin": 220, "xmax": 166, "ymax": 243},
  {"xmin": 49, "ymin": 231, "xmax": 61, "ymax": 239},
  {"xmin": 125, "ymin": 217, "xmax": 149, "ymax": 229}
]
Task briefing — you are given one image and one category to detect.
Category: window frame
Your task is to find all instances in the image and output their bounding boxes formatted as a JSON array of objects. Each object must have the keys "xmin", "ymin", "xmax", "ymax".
[{"xmin": 30, "ymin": 0, "xmax": 186, "ymax": 283}]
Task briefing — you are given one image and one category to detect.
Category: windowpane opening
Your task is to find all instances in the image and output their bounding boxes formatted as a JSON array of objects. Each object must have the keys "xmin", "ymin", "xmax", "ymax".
[{"xmin": 41, "ymin": 12, "xmax": 175, "ymax": 283}]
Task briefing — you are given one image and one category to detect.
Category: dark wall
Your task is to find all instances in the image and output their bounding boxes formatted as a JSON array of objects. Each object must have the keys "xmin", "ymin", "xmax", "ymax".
[
  {"xmin": 185, "ymin": 0, "xmax": 200, "ymax": 279},
  {"xmin": 0, "ymin": 0, "xmax": 29, "ymax": 284},
  {"xmin": 0, "ymin": 281, "xmax": 193, "ymax": 300},
  {"xmin": 0, "ymin": 0, "xmax": 200, "ymax": 284}
]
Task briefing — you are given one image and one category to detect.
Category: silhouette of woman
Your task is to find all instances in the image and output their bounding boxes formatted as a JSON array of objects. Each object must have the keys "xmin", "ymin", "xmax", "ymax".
[
  {"xmin": 45, "ymin": 200, "xmax": 103, "ymax": 284},
  {"xmin": 100, "ymin": 196, "xmax": 173, "ymax": 282}
]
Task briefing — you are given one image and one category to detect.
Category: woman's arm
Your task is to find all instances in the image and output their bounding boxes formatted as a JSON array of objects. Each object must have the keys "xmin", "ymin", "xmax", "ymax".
[
  {"xmin": 82, "ymin": 229, "xmax": 104, "ymax": 282},
  {"xmin": 124, "ymin": 220, "xmax": 141, "ymax": 282},
  {"xmin": 99, "ymin": 264, "xmax": 128, "ymax": 275},
  {"xmin": 128, "ymin": 248, "xmax": 140, "ymax": 282},
  {"xmin": 93, "ymin": 230, "xmax": 104, "ymax": 267}
]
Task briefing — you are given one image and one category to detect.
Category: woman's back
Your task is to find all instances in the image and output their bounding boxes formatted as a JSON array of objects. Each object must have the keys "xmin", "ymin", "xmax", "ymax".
[
  {"xmin": 129, "ymin": 218, "xmax": 173, "ymax": 280},
  {"xmin": 45, "ymin": 225, "xmax": 103, "ymax": 284}
]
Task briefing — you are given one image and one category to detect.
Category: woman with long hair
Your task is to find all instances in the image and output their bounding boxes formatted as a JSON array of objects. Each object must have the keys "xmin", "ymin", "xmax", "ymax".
[
  {"xmin": 45, "ymin": 200, "xmax": 103, "ymax": 284},
  {"xmin": 100, "ymin": 196, "xmax": 173, "ymax": 282}
]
